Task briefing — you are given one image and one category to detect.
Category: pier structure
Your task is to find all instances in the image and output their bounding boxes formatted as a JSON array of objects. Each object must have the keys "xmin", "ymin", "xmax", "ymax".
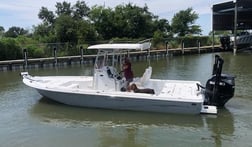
[{"xmin": 0, "ymin": 45, "xmax": 222, "ymax": 71}]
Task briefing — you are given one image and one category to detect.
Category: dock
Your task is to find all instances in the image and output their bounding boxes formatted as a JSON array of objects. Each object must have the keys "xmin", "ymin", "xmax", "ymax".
[{"xmin": 0, "ymin": 45, "xmax": 222, "ymax": 71}]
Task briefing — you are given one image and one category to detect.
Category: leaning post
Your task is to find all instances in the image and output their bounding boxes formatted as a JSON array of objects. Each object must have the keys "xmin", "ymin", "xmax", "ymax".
[
  {"xmin": 181, "ymin": 40, "xmax": 184, "ymax": 55},
  {"xmin": 23, "ymin": 48, "xmax": 28, "ymax": 70},
  {"xmin": 165, "ymin": 41, "xmax": 169, "ymax": 56},
  {"xmin": 80, "ymin": 46, "xmax": 84, "ymax": 64},
  {"xmin": 53, "ymin": 47, "xmax": 57, "ymax": 66},
  {"xmin": 198, "ymin": 40, "xmax": 201, "ymax": 54},
  {"xmin": 146, "ymin": 49, "xmax": 150, "ymax": 59}
]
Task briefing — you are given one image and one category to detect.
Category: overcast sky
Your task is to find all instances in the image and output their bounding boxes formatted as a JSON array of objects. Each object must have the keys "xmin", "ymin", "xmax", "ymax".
[{"xmin": 0, "ymin": 0, "xmax": 231, "ymax": 35}]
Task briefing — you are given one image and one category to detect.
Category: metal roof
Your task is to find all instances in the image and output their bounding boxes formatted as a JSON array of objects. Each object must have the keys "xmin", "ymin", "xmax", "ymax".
[{"xmin": 213, "ymin": 0, "xmax": 252, "ymax": 30}]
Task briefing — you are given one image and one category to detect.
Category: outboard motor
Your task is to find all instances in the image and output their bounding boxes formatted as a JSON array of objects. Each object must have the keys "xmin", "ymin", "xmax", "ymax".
[{"xmin": 204, "ymin": 55, "xmax": 235, "ymax": 107}]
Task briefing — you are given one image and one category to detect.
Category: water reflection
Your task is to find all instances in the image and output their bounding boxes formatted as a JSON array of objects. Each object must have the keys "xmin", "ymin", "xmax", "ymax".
[
  {"xmin": 30, "ymin": 98, "xmax": 205, "ymax": 127},
  {"xmin": 202, "ymin": 109, "xmax": 235, "ymax": 147},
  {"xmin": 30, "ymin": 97, "xmax": 234, "ymax": 146}
]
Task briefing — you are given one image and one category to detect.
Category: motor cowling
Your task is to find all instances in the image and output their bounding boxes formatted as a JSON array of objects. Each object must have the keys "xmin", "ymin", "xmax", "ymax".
[
  {"xmin": 205, "ymin": 74, "xmax": 235, "ymax": 107},
  {"xmin": 204, "ymin": 55, "xmax": 235, "ymax": 107}
]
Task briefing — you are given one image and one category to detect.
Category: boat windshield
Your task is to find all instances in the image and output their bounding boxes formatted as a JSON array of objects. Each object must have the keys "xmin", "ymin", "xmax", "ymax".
[
  {"xmin": 94, "ymin": 49, "xmax": 126, "ymax": 71},
  {"xmin": 90, "ymin": 42, "xmax": 151, "ymax": 70}
]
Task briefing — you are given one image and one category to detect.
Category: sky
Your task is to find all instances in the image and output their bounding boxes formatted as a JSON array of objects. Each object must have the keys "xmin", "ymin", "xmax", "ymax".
[{"xmin": 0, "ymin": 0, "xmax": 231, "ymax": 35}]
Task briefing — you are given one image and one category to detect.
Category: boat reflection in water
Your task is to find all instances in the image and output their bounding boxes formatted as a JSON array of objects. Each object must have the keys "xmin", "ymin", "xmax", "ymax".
[
  {"xmin": 30, "ymin": 97, "xmax": 234, "ymax": 146},
  {"xmin": 202, "ymin": 108, "xmax": 235, "ymax": 147}
]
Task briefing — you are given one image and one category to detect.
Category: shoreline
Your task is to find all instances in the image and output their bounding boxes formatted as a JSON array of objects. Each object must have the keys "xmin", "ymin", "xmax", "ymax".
[{"xmin": 0, "ymin": 45, "xmax": 229, "ymax": 71}]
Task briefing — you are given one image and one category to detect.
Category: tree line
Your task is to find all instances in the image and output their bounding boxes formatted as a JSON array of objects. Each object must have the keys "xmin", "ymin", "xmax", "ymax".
[{"xmin": 0, "ymin": 1, "xmax": 211, "ymax": 61}]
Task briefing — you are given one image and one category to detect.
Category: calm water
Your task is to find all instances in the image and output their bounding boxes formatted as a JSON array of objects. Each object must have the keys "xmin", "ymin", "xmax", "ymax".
[{"xmin": 1, "ymin": 52, "xmax": 252, "ymax": 147}]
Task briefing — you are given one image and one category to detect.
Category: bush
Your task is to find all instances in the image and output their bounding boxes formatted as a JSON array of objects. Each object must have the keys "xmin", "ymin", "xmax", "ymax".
[
  {"xmin": 172, "ymin": 36, "xmax": 211, "ymax": 48},
  {"xmin": 33, "ymin": 48, "xmax": 45, "ymax": 58},
  {"xmin": 168, "ymin": 40, "xmax": 180, "ymax": 48},
  {"xmin": 152, "ymin": 30, "xmax": 164, "ymax": 47},
  {"xmin": 0, "ymin": 38, "xmax": 22, "ymax": 60}
]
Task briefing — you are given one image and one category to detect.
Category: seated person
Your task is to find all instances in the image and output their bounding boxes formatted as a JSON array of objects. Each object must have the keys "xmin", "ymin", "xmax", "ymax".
[
  {"xmin": 128, "ymin": 83, "xmax": 155, "ymax": 94},
  {"xmin": 122, "ymin": 57, "xmax": 134, "ymax": 86}
]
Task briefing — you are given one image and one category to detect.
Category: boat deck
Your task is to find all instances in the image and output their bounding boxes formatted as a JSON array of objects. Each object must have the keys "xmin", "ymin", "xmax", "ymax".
[
  {"xmin": 29, "ymin": 76, "xmax": 203, "ymax": 103},
  {"xmin": 159, "ymin": 82, "xmax": 200, "ymax": 99}
]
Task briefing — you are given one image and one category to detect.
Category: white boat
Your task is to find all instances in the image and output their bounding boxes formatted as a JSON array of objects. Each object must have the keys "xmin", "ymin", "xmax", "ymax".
[{"xmin": 21, "ymin": 42, "xmax": 235, "ymax": 114}]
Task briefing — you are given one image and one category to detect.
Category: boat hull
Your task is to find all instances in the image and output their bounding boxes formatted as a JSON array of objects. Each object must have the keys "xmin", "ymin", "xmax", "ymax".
[{"xmin": 36, "ymin": 88, "xmax": 202, "ymax": 114}]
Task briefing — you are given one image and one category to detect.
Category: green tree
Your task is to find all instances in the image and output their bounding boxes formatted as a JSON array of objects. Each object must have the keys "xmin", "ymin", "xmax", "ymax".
[
  {"xmin": 38, "ymin": 7, "xmax": 55, "ymax": 24},
  {"xmin": 34, "ymin": 1, "xmax": 174, "ymax": 50},
  {"xmin": 154, "ymin": 19, "xmax": 170, "ymax": 33},
  {"xmin": 4, "ymin": 26, "xmax": 29, "ymax": 38},
  {"xmin": 89, "ymin": 3, "xmax": 168, "ymax": 40},
  {"xmin": 113, "ymin": 3, "xmax": 155, "ymax": 38},
  {"xmin": 153, "ymin": 18, "xmax": 172, "ymax": 39},
  {"xmin": 0, "ymin": 38, "xmax": 22, "ymax": 60},
  {"xmin": 171, "ymin": 8, "xmax": 201, "ymax": 36},
  {"xmin": 36, "ymin": 1, "xmax": 94, "ymax": 44},
  {"xmin": 0, "ymin": 26, "xmax": 4, "ymax": 37},
  {"xmin": 72, "ymin": 0, "xmax": 90, "ymax": 19},
  {"xmin": 89, "ymin": 6, "xmax": 114, "ymax": 40},
  {"xmin": 76, "ymin": 19, "xmax": 98, "ymax": 43},
  {"xmin": 33, "ymin": 24, "xmax": 56, "ymax": 42},
  {"xmin": 152, "ymin": 30, "xmax": 164, "ymax": 47},
  {"xmin": 54, "ymin": 15, "xmax": 78, "ymax": 43},
  {"xmin": 0, "ymin": 26, "xmax": 4, "ymax": 32},
  {"xmin": 55, "ymin": 1, "xmax": 72, "ymax": 16}
]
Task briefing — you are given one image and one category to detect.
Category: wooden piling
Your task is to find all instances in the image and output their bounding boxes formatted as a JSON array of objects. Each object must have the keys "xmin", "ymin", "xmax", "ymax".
[{"xmin": 0, "ymin": 46, "xmax": 223, "ymax": 71}]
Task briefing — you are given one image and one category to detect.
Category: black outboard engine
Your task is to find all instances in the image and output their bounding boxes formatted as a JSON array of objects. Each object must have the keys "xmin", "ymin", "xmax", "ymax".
[{"xmin": 204, "ymin": 55, "xmax": 235, "ymax": 107}]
